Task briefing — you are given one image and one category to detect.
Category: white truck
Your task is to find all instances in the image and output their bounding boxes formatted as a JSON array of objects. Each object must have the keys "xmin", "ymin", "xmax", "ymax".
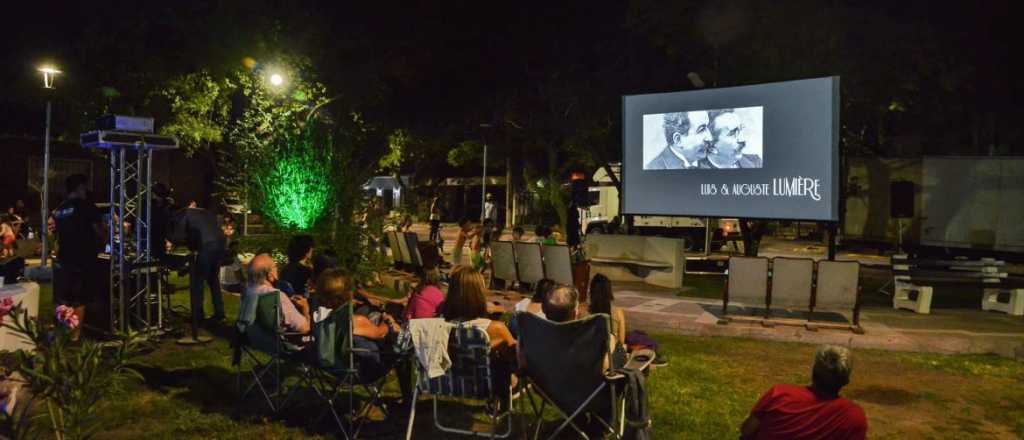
[{"xmin": 581, "ymin": 164, "xmax": 740, "ymax": 251}]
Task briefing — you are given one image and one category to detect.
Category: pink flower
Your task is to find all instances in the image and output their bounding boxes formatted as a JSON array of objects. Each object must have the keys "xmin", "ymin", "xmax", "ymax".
[
  {"xmin": 55, "ymin": 305, "xmax": 80, "ymax": 330},
  {"xmin": 0, "ymin": 297, "xmax": 14, "ymax": 322}
]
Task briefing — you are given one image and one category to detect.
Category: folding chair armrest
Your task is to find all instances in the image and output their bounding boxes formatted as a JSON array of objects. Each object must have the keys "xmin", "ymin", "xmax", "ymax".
[{"xmin": 622, "ymin": 348, "xmax": 656, "ymax": 372}]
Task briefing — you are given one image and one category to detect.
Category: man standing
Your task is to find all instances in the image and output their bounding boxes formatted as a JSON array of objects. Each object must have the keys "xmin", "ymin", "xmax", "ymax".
[
  {"xmin": 645, "ymin": 111, "xmax": 712, "ymax": 170},
  {"xmin": 428, "ymin": 195, "xmax": 442, "ymax": 244},
  {"xmin": 740, "ymin": 345, "xmax": 867, "ymax": 440},
  {"xmin": 52, "ymin": 174, "xmax": 103, "ymax": 341},
  {"xmin": 483, "ymin": 193, "xmax": 499, "ymax": 226},
  {"xmin": 703, "ymin": 110, "xmax": 763, "ymax": 169},
  {"xmin": 170, "ymin": 203, "xmax": 227, "ymax": 342}
]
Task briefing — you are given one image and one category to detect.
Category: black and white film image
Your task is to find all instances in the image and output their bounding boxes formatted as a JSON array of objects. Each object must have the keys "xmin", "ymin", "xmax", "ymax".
[{"xmin": 642, "ymin": 106, "xmax": 764, "ymax": 170}]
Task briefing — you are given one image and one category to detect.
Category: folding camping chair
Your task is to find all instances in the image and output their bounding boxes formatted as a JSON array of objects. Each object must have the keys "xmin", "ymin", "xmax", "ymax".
[
  {"xmin": 810, "ymin": 260, "xmax": 864, "ymax": 333},
  {"xmin": 405, "ymin": 321, "xmax": 520, "ymax": 439},
  {"xmin": 720, "ymin": 256, "xmax": 770, "ymax": 324},
  {"xmin": 233, "ymin": 291, "xmax": 304, "ymax": 413},
  {"xmin": 514, "ymin": 242, "xmax": 545, "ymax": 288},
  {"xmin": 542, "ymin": 244, "xmax": 574, "ymax": 286},
  {"xmin": 301, "ymin": 301, "xmax": 403, "ymax": 439},
  {"xmin": 517, "ymin": 312, "xmax": 654, "ymax": 440},
  {"xmin": 490, "ymin": 241, "xmax": 518, "ymax": 290}
]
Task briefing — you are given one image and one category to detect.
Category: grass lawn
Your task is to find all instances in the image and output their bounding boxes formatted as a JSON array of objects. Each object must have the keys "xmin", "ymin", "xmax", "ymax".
[{"xmin": 18, "ymin": 279, "xmax": 1024, "ymax": 439}]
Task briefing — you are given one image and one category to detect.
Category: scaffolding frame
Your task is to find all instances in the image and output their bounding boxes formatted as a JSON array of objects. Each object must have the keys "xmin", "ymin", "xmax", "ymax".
[{"xmin": 82, "ymin": 129, "xmax": 177, "ymax": 335}]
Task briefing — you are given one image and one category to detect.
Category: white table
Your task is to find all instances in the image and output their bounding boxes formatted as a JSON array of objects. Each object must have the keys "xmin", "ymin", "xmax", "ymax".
[{"xmin": 0, "ymin": 282, "xmax": 40, "ymax": 352}]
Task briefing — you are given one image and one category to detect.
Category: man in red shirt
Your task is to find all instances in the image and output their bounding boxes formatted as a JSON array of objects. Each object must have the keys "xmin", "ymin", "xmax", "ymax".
[{"xmin": 740, "ymin": 345, "xmax": 868, "ymax": 440}]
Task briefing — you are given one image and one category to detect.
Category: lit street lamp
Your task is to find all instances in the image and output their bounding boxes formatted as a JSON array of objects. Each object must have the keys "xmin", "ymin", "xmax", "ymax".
[
  {"xmin": 269, "ymin": 73, "xmax": 284, "ymax": 87},
  {"xmin": 38, "ymin": 65, "xmax": 61, "ymax": 268}
]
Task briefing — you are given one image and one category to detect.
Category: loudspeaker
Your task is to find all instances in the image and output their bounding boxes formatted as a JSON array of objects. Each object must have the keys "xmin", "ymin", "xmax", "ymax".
[
  {"xmin": 890, "ymin": 181, "xmax": 914, "ymax": 218},
  {"xmin": 572, "ymin": 180, "xmax": 591, "ymax": 207}
]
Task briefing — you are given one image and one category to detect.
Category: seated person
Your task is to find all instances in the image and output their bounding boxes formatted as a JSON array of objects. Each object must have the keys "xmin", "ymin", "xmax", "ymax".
[
  {"xmin": 403, "ymin": 267, "xmax": 445, "ymax": 320},
  {"xmin": 279, "ymin": 235, "xmax": 314, "ymax": 297},
  {"xmin": 587, "ymin": 274, "xmax": 625, "ymax": 345},
  {"xmin": 219, "ymin": 241, "xmax": 245, "ymax": 294},
  {"xmin": 540, "ymin": 284, "xmax": 619, "ymax": 370},
  {"xmin": 443, "ymin": 265, "xmax": 517, "ymax": 392},
  {"xmin": 741, "ymin": 345, "xmax": 868, "ymax": 440},
  {"xmin": 514, "ymin": 278, "xmax": 554, "ymax": 319},
  {"xmin": 243, "ymin": 254, "xmax": 311, "ymax": 334},
  {"xmin": 316, "ymin": 268, "xmax": 412, "ymax": 401},
  {"xmin": 511, "ymin": 226, "xmax": 525, "ymax": 242}
]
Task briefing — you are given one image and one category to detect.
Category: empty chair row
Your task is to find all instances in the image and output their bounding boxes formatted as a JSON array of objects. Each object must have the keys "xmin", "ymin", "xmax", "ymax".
[
  {"xmin": 490, "ymin": 241, "xmax": 573, "ymax": 289},
  {"xmin": 722, "ymin": 256, "xmax": 862, "ymax": 333}
]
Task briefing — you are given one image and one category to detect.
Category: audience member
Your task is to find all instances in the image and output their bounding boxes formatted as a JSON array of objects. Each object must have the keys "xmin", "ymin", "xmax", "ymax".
[
  {"xmin": 0, "ymin": 221, "xmax": 14, "ymax": 258},
  {"xmin": 219, "ymin": 241, "xmax": 245, "ymax": 294},
  {"xmin": 170, "ymin": 201, "xmax": 228, "ymax": 336},
  {"xmin": 403, "ymin": 267, "xmax": 445, "ymax": 320},
  {"xmin": 279, "ymin": 235, "xmax": 314, "ymax": 297},
  {"xmin": 740, "ymin": 345, "xmax": 867, "ymax": 440},
  {"xmin": 428, "ymin": 195, "xmax": 442, "ymax": 243},
  {"xmin": 452, "ymin": 217, "xmax": 479, "ymax": 265},
  {"xmin": 588, "ymin": 274, "xmax": 625, "ymax": 345},
  {"xmin": 514, "ymin": 278, "xmax": 554, "ymax": 319},
  {"xmin": 444, "ymin": 265, "xmax": 518, "ymax": 399},
  {"xmin": 316, "ymin": 268, "xmax": 412, "ymax": 401},
  {"xmin": 542, "ymin": 284, "xmax": 619, "ymax": 369},
  {"xmin": 243, "ymin": 254, "xmax": 310, "ymax": 334},
  {"xmin": 511, "ymin": 226, "xmax": 525, "ymax": 242},
  {"xmin": 52, "ymin": 174, "xmax": 103, "ymax": 341}
]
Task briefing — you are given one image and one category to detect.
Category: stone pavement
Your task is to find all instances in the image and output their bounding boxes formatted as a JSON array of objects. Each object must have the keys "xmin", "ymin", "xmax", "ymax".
[
  {"xmin": 401, "ymin": 222, "xmax": 1024, "ymax": 359},
  {"xmin": 483, "ymin": 285, "xmax": 1024, "ymax": 359}
]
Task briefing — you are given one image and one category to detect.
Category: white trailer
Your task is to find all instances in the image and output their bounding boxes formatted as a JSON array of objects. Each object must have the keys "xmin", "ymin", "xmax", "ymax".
[{"xmin": 582, "ymin": 163, "xmax": 739, "ymax": 251}]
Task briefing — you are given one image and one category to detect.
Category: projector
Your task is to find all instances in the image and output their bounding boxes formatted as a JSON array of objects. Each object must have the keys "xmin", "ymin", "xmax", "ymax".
[
  {"xmin": 97, "ymin": 114, "xmax": 155, "ymax": 133},
  {"xmin": 80, "ymin": 130, "xmax": 179, "ymax": 151}
]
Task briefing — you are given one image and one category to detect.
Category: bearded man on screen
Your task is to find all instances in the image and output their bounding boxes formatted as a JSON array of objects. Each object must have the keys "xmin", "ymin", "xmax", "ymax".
[
  {"xmin": 645, "ymin": 111, "xmax": 712, "ymax": 170},
  {"xmin": 701, "ymin": 110, "xmax": 763, "ymax": 169}
]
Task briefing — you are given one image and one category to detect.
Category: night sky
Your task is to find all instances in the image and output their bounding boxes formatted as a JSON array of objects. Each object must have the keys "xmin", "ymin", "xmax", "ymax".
[{"xmin": 1, "ymin": 1, "xmax": 1020, "ymax": 163}]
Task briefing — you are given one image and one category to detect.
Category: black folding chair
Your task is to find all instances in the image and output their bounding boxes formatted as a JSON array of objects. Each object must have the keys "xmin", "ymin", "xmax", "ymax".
[{"xmin": 517, "ymin": 312, "xmax": 653, "ymax": 439}]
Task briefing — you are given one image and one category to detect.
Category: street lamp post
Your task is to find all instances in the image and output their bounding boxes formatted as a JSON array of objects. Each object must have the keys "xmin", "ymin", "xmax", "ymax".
[
  {"xmin": 38, "ymin": 66, "xmax": 60, "ymax": 268},
  {"xmin": 479, "ymin": 123, "xmax": 493, "ymax": 223}
]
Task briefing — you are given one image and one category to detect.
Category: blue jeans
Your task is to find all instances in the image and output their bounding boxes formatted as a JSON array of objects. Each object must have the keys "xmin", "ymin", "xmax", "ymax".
[{"xmin": 190, "ymin": 246, "xmax": 225, "ymax": 337}]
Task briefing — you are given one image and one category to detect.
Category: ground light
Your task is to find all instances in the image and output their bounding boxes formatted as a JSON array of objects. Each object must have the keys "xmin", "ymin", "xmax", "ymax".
[{"xmin": 257, "ymin": 128, "xmax": 333, "ymax": 229}]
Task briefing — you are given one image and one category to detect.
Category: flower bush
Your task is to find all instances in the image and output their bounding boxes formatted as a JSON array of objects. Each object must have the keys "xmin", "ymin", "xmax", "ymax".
[{"xmin": 1, "ymin": 301, "xmax": 143, "ymax": 440}]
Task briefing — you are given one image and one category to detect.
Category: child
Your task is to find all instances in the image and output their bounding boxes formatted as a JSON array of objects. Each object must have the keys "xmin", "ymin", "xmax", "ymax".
[{"xmin": 512, "ymin": 226, "xmax": 524, "ymax": 242}]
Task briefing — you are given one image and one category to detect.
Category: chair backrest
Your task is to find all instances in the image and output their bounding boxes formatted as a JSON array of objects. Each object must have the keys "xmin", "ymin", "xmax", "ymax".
[
  {"xmin": 542, "ymin": 244, "xmax": 574, "ymax": 285},
  {"xmin": 313, "ymin": 301, "xmax": 355, "ymax": 371},
  {"xmin": 387, "ymin": 230, "xmax": 403, "ymax": 265},
  {"xmin": 514, "ymin": 242, "xmax": 545, "ymax": 284},
  {"xmin": 518, "ymin": 312, "xmax": 610, "ymax": 414},
  {"xmin": 395, "ymin": 230, "xmax": 413, "ymax": 264},
  {"xmin": 240, "ymin": 291, "xmax": 297, "ymax": 354},
  {"xmin": 490, "ymin": 241, "xmax": 518, "ymax": 284},
  {"xmin": 770, "ymin": 257, "xmax": 814, "ymax": 310},
  {"xmin": 815, "ymin": 260, "xmax": 859, "ymax": 311},
  {"xmin": 417, "ymin": 323, "xmax": 493, "ymax": 400},
  {"xmin": 727, "ymin": 256, "xmax": 769, "ymax": 307},
  {"xmin": 404, "ymin": 232, "xmax": 423, "ymax": 267}
]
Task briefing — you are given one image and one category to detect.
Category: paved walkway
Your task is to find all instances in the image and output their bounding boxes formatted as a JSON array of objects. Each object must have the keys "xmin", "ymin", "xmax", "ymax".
[
  {"xmin": 400, "ymin": 222, "xmax": 1024, "ymax": 359},
  {"xmin": 483, "ymin": 286, "xmax": 1024, "ymax": 359}
]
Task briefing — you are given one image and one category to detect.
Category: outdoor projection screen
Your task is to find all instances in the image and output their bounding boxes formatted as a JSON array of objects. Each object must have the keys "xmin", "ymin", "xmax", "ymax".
[{"xmin": 622, "ymin": 77, "xmax": 840, "ymax": 221}]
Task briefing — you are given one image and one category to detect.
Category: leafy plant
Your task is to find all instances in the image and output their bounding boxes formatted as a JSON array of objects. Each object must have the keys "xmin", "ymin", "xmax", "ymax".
[{"xmin": 1, "ymin": 301, "xmax": 144, "ymax": 440}]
